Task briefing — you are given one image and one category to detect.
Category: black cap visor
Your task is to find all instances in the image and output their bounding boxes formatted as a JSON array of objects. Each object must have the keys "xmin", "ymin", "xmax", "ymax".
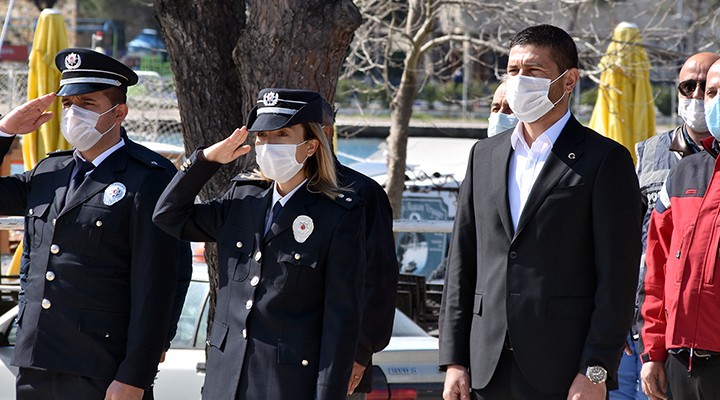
[{"xmin": 57, "ymin": 82, "xmax": 120, "ymax": 97}]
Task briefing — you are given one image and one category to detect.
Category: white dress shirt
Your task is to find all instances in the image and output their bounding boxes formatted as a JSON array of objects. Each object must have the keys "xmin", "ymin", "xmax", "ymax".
[
  {"xmin": 508, "ymin": 110, "xmax": 571, "ymax": 231},
  {"xmin": 265, "ymin": 179, "xmax": 308, "ymax": 232}
]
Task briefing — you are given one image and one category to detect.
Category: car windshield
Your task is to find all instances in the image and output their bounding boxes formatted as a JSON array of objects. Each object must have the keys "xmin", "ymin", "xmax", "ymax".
[
  {"xmin": 170, "ymin": 280, "xmax": 430, "ymax": 350},
  {"xmin": 170, "ymin": 281, "xmax": 209, "ymax": 349},
  {"xmin": 392, "ymin": 308, "xmax": 429, "ymax": 337}
]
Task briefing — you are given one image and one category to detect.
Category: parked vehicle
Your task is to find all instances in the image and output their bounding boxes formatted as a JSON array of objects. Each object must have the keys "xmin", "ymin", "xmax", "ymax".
[
  {"xmin": 0, "ymin": 264, "xmax": 444, "ymax": 399},
  {"xmin": 127, "ymin": 28, "xmax": 167, "ymax": 56}
]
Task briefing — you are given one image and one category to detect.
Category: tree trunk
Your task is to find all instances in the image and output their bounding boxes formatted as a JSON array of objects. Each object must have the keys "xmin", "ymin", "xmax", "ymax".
[
  {"xmin": 154, "ymin": 0, "xmax": 248, "ymax": 337},
  {"xmin": 386, "ymin": 60, "xmax": 419, "ymax": 219},
  {"xmin": 234, "ymin": 0, "xmax": 361, "ymax": 103},
  {"xmin": 154, "ymin": 0, "xmax": 360, "ymax": 349}
]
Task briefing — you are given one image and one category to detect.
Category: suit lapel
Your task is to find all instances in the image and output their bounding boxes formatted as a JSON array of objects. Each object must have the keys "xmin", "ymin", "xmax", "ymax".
[
  {"xmin": 60, "ymin": 146, "xmax": 128, "ymax": 216},
  {"xmin": 514, "ymin": 117, "xmax": 585, "ymax": 239},
  {"xmin": 491, "ymin": 139, "xmax": 514, "ymax": 241},
  {"xmin": 264, "ymin": 183, "xmax": 317, "ymax": 244}
]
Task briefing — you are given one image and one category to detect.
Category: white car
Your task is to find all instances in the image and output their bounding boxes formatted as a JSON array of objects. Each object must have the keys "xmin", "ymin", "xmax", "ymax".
[{"xmin": 0, "ymin": 265, "xmax": 444, "ymax": 400}]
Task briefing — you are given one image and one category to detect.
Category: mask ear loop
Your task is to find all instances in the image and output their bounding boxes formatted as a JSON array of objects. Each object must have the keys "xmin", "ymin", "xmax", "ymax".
[
  {"xmin": 97, "ymin": 104, "xmax": 120, "ymax": 136},
  {"xmin": 549, "ymin": 69, "xmax": 570, "ymax": 106}
]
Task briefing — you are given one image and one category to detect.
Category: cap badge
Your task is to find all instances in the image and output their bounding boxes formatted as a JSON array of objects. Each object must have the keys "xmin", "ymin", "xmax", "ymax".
[
  {"xmin": 64, "ymin": 52, "xmax": 82, "ymax": 70},
  {"xmin": 262, "ymin": 91, "xmax": 279, "ymax": 107},
  {"xmin": 103, "ymin": 182, "xmax": 126, "ymax": 206},
  {"xmin": 292, "ymin": 215, "xmax": 314, "ymax": 243}
]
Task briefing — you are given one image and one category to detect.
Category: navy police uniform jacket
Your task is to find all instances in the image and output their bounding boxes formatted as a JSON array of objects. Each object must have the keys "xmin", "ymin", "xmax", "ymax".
[
  {"xmin": 335, "ymin": 161, "xmax": 397, "ymax": 393},
  {"xmin": 153, "ymin": 150, "xmax": 365, "ymax": 400},
  {"xmin": 0, "ymin": 132, "xmax": 188, "ymax": 389}
]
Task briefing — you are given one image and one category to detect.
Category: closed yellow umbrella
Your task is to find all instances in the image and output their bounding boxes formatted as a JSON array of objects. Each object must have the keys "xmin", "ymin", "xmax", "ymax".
[
  {"xmin": 8, "ymin": 8, "xmax": 70, "ymax": 275},
  {"xmin": 588, "ymin": 22, "xmax": 655, "ymax": 163}
]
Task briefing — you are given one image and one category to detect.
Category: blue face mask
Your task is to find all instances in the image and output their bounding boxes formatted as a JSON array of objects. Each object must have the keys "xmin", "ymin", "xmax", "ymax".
[
  {"xmin": 487, "ymin": 112, "xmax": 519, "ymax": 137},
  {"xmin": 704, "ymin": 97, "xmax": 720, "ymax": 140}
]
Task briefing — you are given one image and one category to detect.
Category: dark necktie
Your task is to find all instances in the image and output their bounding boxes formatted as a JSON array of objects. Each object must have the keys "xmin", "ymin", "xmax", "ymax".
[
  {"xmin": 265, "ymin": 201, "xmax": 282, "ymax": 235},
  {"xmin": 67, "ymin": 159, "xmax": 95, "ymax": 199}
]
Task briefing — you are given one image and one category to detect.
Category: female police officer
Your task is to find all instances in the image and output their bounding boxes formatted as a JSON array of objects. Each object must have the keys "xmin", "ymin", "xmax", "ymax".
[{"xmin": 153, "ymin": 88, "xmax": 365, "ymax": 400}]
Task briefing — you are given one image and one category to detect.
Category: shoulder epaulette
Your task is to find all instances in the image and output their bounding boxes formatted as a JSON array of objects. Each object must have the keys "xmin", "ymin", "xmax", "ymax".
[
  {"xmin": 45, "ymin": 149, "xmax": 74, "ymax": 157},
  {"xmin": 126, "ymin": 141, "xmax": 175, "ymax": 170},
  {"xmin": 231, "ymin": 172, "xmax": 271, "ymax": 189}
]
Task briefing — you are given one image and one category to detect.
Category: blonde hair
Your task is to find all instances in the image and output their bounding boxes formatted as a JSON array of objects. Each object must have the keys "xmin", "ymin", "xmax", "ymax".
[{"xmin": 303, "ymin": 122, "xmax": 346, "ymax": 199}]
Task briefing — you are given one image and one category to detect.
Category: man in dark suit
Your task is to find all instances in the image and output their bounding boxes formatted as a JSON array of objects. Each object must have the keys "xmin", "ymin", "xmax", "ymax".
[
  {"xmin": 439, "ymin": 25, "xmax": 643, "ymax": 400},
  {"xmin": 320, "ymin": 99, "xmax": 398, "ymax": 399},
  {"xmin": 0, "ymin": 48, "xmax": 190, "ymax": 400}
]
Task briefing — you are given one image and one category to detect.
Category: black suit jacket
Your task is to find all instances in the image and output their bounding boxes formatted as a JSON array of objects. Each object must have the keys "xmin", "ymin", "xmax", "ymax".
[
  {"xmin": 336, "ymin": 161, "xmax": 398, "ymax": 393},
  {"xmin": 439, "ymin": 116, "xmax": 642, "ymax": 393},
  {"xmin": 153, "ymin": 150, "xmax": 365, "ymax": 400},
  {"xmin": 0, "ymin": 134, "xmax": 188, "ymax": 389}
]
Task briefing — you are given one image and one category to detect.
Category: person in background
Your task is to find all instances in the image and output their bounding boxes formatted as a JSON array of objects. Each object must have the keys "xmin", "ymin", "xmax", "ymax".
[
  {"xmin": 440, "ymin": 24, "xmax": 642, "ymax": 400},
  {"xmin": 153, "ymin": 88, "xmax": 365, "ymax": 400},
  {"xmin": 0, "ymin": 48, "xmax": 190, "ymax": 400},
  {"xmin": 320, "ymin": 99, "xmax": 398, "ymax": 399},
  {"xmin": 639, "ymin": 57, "xmax": 720, "ymax": 400},
  {"xmin": 486, "ymin": 81, "xmax": 518, "ymax": 138},
  {"xmin": 621, "ymin": 51, "xmax": 720, "ymax": 400}
]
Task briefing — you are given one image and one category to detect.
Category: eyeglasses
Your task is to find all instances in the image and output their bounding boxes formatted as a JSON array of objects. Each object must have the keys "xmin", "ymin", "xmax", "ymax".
[{"xmin": 678, "ymin": 79, "xmax": 706, "ymax": 97}]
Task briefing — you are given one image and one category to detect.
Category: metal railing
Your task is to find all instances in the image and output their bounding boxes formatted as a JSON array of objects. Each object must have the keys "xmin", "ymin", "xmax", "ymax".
[{"xmin": 0, "ymin": 217, "xmax": 454, "ymax": 233}]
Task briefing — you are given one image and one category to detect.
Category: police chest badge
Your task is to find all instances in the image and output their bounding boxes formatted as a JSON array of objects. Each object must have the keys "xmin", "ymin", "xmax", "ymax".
[
  {"xmin": 292, "ymin": 215, "xmax": 314, "ymax": 243},
  {"xmin": 103, "ymin": 182, "xmax": 126, "ymax": 206}
]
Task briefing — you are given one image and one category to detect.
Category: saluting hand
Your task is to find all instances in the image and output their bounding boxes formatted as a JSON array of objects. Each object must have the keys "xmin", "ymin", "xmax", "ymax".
[
  {"xmin": 202, "ymin": 127, "xmax": 252, "ymax": 164},
  {"xmin": 0, "ymin": 92, "xmax": 57, "ymax": 135}
]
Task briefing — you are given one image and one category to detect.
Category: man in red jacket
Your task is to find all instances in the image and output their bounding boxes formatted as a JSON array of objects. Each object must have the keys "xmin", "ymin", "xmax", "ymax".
[{"xmin": 640, "ymin": 58, "xmax": 720, "ymax": 400}]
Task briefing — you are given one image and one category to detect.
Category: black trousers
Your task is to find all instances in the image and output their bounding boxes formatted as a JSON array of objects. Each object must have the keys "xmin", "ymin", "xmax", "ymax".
[
  {"xmin": 666, "ymin": 351, "xmax": 720, "ymax": 400},
  {"xmin": 472, "ymin": 348, "xmax": 568, "ymax": 400},
  {"xmin": 16, "ymin": 367, "xmax": 154, "ymax": 400}
]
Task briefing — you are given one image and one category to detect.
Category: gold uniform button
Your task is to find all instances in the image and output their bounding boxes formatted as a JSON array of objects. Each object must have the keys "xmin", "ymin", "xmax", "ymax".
[
  {"xmin": 50, "ymin": 244, "xmax": 60, "ymax": 254},
  {"xmin": 45, "ymin": 271, "xmax": 56, "ymax": 281},
  {"xmin": 242, "ymin": 329, "xmax": 247, "ymax": 339},
  {"xmin": 245, "ymin": 300, "xmax": 253, "ymax": 310},
  {"xmin": 250, "ymin": 276, "xmax": 260, "ymax": 287},
  {"xmin": 301, "ymin": 360, "xmax": 309, "ymax": 367},
  {"xmin": 254, "ymin": 251, "xmax": 262, "ymax": 261},
  {"xmin": 294, "ymin": 253, "xmax": 301, "ymax": 261},
  {"xmin": 96, "ymin": 220, "xmax": 103, "ymax": 227},
  {"xmin": 41, "ymin": 299, "xmax": 51, "ymax": 309},
  {"xmin": 236, "ymin": 241, "xmax": 243, "ymax": 249}
]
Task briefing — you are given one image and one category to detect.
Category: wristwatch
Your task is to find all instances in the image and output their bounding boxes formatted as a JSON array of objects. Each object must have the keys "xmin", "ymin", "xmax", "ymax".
[{"xmin": 585, "ymin": 365, "xmax": 607, "ymax": 384}]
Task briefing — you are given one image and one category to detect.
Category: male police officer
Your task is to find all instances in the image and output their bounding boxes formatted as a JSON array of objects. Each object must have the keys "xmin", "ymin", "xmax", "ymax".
[{"xmin": 0, "ymin": 48, "xmax": 189, "ymax": 400}]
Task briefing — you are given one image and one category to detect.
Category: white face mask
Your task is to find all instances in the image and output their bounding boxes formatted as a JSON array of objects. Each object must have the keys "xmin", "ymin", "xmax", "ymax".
[
  {"xmin": 678, "ymin": 97, "xmax": 708, "ymax": 132},
  {"xmin": 255, "ymin": 141, "xmax": 308, "ymax": 184},
  {"xmin": 505, "ymin": 70, "xmax": 568, "ymax": 123},
  {"xmin": 487, "ymin": 112, "xmax": 519, "ymax": 137},
  {"xmin": 60, "ymin": 104, "xmax": 118, "ymax": 152}
]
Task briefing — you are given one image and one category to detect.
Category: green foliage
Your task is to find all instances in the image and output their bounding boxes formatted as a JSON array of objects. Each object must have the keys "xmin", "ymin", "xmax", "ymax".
[
  {"xmin": 653, "ymin": 84, "xmax": 673, "ymax": 117},
  {"xmin": 335, "ymin": 78, "xmax": 388, "ymax": 108},
  {"xmin": 140, "ymin": 55, "xmax": 172, "ymax": 77},
  {"xmin": 580, "ymin": 87, "xmax": 598, "ymax": 106}
]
